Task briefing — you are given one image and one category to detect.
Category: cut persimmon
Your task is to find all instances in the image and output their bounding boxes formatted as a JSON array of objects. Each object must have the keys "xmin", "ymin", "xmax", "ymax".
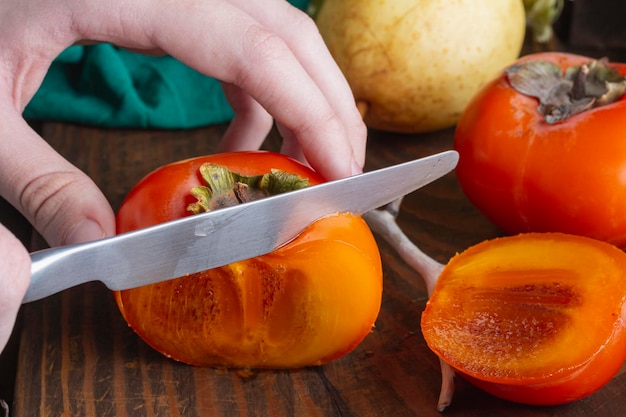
[
  {"xmin": 115, "ymin": 152, "xmax": 383, "ymax": 368},
  {"xmin": 421, "ymin": 233, "xmax": 626, "ymax": 405}
]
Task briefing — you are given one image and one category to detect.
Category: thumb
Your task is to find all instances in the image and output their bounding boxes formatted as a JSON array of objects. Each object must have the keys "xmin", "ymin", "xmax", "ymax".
[
  {"xmin": 0, "ymin": 223, "xmax": 30, "ymax": 349},
  {"xmin": 0, "ymin": 115, "xmax": 115, "ymax": 247}
]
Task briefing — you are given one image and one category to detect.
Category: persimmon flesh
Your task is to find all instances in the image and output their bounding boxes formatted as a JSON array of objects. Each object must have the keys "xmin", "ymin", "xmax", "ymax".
[{"xmin": 421, "ymin": 233, "xmax": 626, "ymax": 405}]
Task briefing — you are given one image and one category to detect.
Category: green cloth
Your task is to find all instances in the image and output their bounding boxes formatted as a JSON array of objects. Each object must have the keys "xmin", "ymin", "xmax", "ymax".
[{"xmin": 23, "ymin": 0, "xmax": 310, "ymax": 129}]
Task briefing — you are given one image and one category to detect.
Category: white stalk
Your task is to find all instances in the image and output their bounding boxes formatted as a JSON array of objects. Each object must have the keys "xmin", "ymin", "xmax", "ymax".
[{"xmin": 364, "ymin": 198, "xmax": 455, "ymax": 411}]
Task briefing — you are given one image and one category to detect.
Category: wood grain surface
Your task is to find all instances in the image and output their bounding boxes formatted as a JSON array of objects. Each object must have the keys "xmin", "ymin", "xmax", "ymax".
[{"xmin": 9, "ymin": 122, "xmax": 626, "ymax": 417}]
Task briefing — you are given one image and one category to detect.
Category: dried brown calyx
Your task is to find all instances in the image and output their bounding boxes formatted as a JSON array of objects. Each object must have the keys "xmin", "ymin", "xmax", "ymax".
[{"xmin": 506, "ymin": 58, "xmax": 626, "ymax": 124}]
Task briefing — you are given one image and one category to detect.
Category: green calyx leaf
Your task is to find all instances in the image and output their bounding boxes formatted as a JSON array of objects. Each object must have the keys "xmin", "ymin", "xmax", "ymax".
[{"xmin": 187, "ymin": 163, "xmax": 310, "ymax": 214}]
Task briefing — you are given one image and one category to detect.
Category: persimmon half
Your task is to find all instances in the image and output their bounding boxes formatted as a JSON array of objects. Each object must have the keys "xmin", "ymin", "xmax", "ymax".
[
  {"xmin": 114, "ymin": 151, "xmax": 383, "ymax": 368},
  {"xmin": 421, "ymin": 233, "xmax": 626, "ymax": 405}
]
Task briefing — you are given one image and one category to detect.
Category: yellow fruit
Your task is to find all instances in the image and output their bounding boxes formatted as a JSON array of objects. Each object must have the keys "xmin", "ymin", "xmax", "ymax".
[{"xmin": 316, "ymin": 0, "xmax": 526, "ymax": 133}]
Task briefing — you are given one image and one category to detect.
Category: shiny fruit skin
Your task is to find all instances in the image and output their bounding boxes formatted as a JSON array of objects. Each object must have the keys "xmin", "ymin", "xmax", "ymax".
[
  {"xmin": 115, "ymin": 151, "xmax": 383, "ymax": 368},
  {"xmin": 454, "ymin": 52, "xmax": 626, "ymax": 248}
]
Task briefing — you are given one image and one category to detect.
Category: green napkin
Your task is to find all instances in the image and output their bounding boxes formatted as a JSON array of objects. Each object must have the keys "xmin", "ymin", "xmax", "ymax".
[{"xmin": 24, "ymin": 0, "xmax": 310, "ymax": 129}]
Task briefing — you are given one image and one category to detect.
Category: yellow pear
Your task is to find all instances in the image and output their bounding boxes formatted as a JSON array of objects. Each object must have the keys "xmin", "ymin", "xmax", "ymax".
[{"xmin": 316, "ymin": 0, "xmax": 526, "ymax": 133}]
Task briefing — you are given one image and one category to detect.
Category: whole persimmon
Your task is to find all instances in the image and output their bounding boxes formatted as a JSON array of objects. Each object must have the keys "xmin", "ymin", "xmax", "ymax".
[{"xmin": 455, "ymin": 53, "xmax": 626, "ymax": 248}]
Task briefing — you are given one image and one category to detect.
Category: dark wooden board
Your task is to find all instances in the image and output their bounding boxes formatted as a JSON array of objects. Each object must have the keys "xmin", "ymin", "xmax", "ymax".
[{"xmin": 10, "ymin": 123, "xmax": 626, "ymax": 416}]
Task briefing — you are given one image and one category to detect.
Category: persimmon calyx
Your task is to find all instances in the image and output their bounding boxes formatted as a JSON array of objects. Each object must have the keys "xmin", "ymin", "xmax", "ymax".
[
  {"xmin": 187, "ymin": 163, "xmax": 310, "ymax": 213},
  {"xmin": 506, "ymin": 58, "xmax": 626, "ymax": 124}
]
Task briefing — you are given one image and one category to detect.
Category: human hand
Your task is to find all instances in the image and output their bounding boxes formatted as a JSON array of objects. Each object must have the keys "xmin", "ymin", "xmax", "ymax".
[
  {"xmin": 90, "ymin": 0, "xmax": 367, "ymax": 180},
  {"xmin": 152, "ymin": 0, "xmax": 367, "ymax": 179},
  {"xmin": 0, "ymin": 0, "xmax": 366, "ymax": 352},
  {"xmin": 211, "ymin": 1, "xmax": 367, "ymax": 179}
]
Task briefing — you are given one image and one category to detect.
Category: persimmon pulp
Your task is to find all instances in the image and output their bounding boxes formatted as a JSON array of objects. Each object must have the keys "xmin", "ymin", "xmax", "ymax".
[
  {"xmin": 421, "ymin": 233, "xmax": 626, "ymax": 405},
  {"xmin": 115, "ymin": 213, "xmax": 383, "ymax": 368}
]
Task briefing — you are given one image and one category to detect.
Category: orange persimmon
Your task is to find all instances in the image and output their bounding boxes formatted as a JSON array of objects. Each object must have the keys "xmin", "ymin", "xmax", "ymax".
[
  {"xmin": 114, "ymin": 151, "xmax": 383, "ymax": 368},
  {"xmin": 454, "ymin": 53, "xmax": 626, "ymax": 248},
  {"xmin": 421, "ymin": 233, "xmax": 626, "ymax": 405}
]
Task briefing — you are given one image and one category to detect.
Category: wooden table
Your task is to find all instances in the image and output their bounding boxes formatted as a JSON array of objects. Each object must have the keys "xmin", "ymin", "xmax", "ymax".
[{"xmin": 4, "ymin": 120, "xmax": 626, "ymax": 417}]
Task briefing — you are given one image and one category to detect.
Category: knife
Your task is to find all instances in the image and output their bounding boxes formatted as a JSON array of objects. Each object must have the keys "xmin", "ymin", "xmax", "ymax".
[{"xmin": 24, "ymin": 150, "xmax": 458, "ymax": 303}]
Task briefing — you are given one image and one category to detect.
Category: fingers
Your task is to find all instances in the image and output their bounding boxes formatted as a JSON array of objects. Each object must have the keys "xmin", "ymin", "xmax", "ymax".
[
  {"xmin": 216, "ymin": 82, "xmax": 273, "ymax": 153},
  {"xmin": 210, "ymin": 3, "xmax": 365, "ymax": 179},
  {"xmin": 276, "ymin": 124, "xmax": 307, "ymax": 165},
  {"xmin": 73, "ymin": 0, "xmax": 366, "ymax": 179},
  {"xmin": 228, "ymin": 0, "xmax": 368, "ymax": 168},
  {"xmin": 0, "ymin": 110, "xmax": 115, "ymax": 247},
  {"xmin": 0, "ymin": 224, "xmax": 29, "ymax": 349},
  {"xmin": 191, "ymin": 4, "xmax": 364, "ymax": 179}
]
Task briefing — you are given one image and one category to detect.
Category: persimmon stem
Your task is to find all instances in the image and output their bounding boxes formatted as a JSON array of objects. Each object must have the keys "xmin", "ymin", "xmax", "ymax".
[
  {"xmin": 363, "ymin": 197, "xmax": 455, "ymax": 411},
  {"xmin": 363, "ymin": 198, "xmax": 444, "ymax": 294},
  {"xmin": 437, "ymin": 359, "xmax": 456, "ymax": 412}
]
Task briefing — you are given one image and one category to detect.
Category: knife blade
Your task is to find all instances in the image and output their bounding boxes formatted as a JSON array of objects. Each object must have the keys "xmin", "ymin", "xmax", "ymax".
[{"xmin": 24, "ymin": 150, "xmax": 458, "ymax": 303}]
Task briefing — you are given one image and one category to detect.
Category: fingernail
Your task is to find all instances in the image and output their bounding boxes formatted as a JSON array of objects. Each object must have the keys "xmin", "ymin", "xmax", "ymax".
[
  {"xmin": 65, "ymin": 218, "xmax": 106, "ymax": 245},
  {"xmin": 351, "ymin": 157, "xmax": 363, "ymax": 176}
]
